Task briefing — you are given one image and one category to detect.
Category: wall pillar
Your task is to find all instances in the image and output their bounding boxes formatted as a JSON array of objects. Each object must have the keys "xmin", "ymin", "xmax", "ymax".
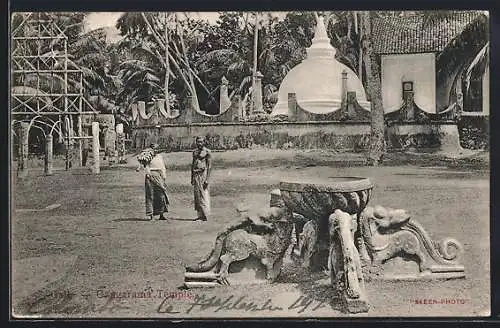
[
  {"xmin": 116, "ymin": 123, "xmax": 125, "ymax": 163},
  {"xmin": 105, "ymin": 127, "xmax": 117, "ymax": 164},
  {"xmin": 64, "ymin": 116, "xmax": 74, "ymax": 170},
  {"xmin": 92, "ymin": 122, "xmax": 100, "ymax": 174},
  {"xmin": 220, "ymin": 76, "xmax": 231, "ymax": 113},
  {"xmin": 44, "ymin": 134, "xmax": 53, "ymax": 175},
  {"xmin": 77, "ymin": 115, "xmax": 83, "ymax": 166},
  {"xmin": 131, "ymin": 103, "xmax": 139, "ymax": 124},
  {"xmin": 252, "ymin": 71, "xmax": 264, "ymax": 114},
  {"xmin": 341, "ymin": 70, "xmax": 348, "ymax": 102},
  {"xmin": 17, "ymin": 122, "xmax": 30, "ymax": 178},
  {"xmin": 82, "ymin": 131, "xmax": 90, "ymax": 167},
  {"xmin": 231, "ymin": 95, "xmax": 242, "ymax": 121},
  {"xmin": 157, "ymin": 99, "xmax": 168, "ymax": 119},
  {"xmin": 346, "ymin": 92, "xmax": 358, "ymax": 118},
  {"xmin": 340, "ymin": 70, "xmax": 350, "ymax": 119},
  {"xmin": 287, "ymin": 93, "xmax": 298, "ymax": 121}
]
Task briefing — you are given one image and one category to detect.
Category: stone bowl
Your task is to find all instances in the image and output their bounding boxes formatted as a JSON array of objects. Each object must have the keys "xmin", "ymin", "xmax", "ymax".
[{"xmin": 279, "ymin": 177, "xmax": 374, "ymax": 220}]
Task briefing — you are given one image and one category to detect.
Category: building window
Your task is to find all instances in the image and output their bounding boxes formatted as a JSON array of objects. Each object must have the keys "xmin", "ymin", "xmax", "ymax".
[{"xmin": 402, "ymin": 81, "xmax": 414, "ymax": 93}]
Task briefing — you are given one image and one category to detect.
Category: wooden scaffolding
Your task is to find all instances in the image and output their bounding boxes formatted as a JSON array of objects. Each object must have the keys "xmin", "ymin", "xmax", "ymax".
[{"xmin": 11, "ymin": 12, "xmax": 99, "ymax": 176}]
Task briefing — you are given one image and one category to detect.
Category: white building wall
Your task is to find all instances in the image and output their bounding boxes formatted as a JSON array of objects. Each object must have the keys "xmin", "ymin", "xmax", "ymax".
[{"xmin": 381, "ymin": 53, "xmax": 436, "ymax": 113}]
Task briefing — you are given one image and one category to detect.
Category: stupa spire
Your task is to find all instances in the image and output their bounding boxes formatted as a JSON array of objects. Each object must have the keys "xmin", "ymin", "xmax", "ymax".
[
  {"xmin": 307, "ymin": 12, "xmax": 336, "ymax": 58},
  {"xmin": 312, "ymin": 13, "xmax": 329, "ymax": 43}
]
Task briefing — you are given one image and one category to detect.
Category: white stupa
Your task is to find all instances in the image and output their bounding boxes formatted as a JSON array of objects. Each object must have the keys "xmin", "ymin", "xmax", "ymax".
[{"xmin": 271, "ymin": 15, "xmax": 370, "ymax": 116}]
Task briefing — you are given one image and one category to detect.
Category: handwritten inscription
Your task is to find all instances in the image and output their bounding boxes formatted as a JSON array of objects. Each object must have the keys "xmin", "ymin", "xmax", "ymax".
[
  {"xmin": 157, "ymin": 294, "xmax": 328, "ymax": 314},
  {"xmin": 413, "ymin": 298, "xmax": 469, "ymax": 305}
]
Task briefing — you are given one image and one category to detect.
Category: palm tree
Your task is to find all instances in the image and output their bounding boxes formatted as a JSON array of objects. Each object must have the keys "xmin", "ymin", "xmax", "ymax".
[
  {"xmin": 194, "ymin": 13, "xmax": 258, "ymax": 110},
  {"xmin": 117, "ymin": 57, "xmax": 163, "ymax": 103},
  {"xmin": 116, "ymin": 12, "xmax": 221, "ymax": 112}
]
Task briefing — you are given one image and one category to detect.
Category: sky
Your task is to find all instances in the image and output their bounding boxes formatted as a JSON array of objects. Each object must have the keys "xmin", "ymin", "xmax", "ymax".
[
  {"xmin": 84, "ymin": 12, "xmax": 124, "ymax": 31},
  {"xmin": 83, "ymin": 12, "xmax": 224, "ymax": 43},
  {"xmin": 84, "ymin": 12, "xmax": 223, "ymax": 31},
  {"xmin": 83, "ymin": 12, "xmax": 290, "ymax": 43},
  {"xmin": 83, "ymin": 12, "xmax": 291, "ymax": 31}
]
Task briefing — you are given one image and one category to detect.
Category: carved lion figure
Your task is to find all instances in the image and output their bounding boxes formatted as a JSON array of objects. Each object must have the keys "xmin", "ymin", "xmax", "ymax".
[
  {"xmin": 185, "ymin": 206, "xmax": 294, "ymax": 283},
  {"xmin": 359, "ymin": 205, "xmax": 463, "ymax": 274}
]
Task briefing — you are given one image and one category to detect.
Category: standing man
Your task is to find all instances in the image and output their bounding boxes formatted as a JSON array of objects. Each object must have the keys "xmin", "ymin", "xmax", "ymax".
[
  {"xmin": 137, "ymin": 143, "xmax": 170, "ymax": 221},
  {"xmin": 191, "ymin": 136, "xmax": 211, "ymax": 221}
]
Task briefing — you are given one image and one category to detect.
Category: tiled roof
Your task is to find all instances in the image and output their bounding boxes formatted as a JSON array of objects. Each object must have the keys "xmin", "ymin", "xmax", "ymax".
[{"xmin": 372, "ymin": 11, "xmax": 484, "ymax": 55}]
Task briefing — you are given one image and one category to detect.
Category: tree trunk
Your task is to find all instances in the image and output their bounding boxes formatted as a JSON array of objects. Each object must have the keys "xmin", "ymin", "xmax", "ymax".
[
  {"xmin": 252, "ymin": 12, "xmax": 259, "ymax": 78},
  {"xmin": 356, "ymin": 12, "xmax": 363, "ymax": 85},
  {"xmin": 176, "ymin": 13, "xmax": 200, "ymax": 111},
  {"xmin": 141, "ymin": 13, "xmax": 200, "ymax": 110},
  {"xmin": 164, "ymin": 12, "xmax": 170, "ymax": 115},
  {"xmin": 361, "ymin": 11, "xmax": 385, "ymax": 166},
  {"xmin": 251, "ymin": 12, "xmax": 259, "ymax": 114},
  {"xmin": 141, "ymin": 14, "xmax": 190, "ymax": 90}
]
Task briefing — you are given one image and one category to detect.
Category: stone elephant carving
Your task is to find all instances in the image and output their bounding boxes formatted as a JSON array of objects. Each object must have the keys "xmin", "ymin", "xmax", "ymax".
[
  {"xmin": 359, "ymin": 205, "xmax": 465, "ymax": 279},
  {"xmin": 185, "ymin": 196, "xmax": 294, "ymax": 286}
]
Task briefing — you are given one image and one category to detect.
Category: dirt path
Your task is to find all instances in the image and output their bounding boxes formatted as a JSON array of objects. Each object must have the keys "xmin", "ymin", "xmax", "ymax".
[{"xmin": 11, "ymin": 149, "xmax": 490, "ymax": 318}]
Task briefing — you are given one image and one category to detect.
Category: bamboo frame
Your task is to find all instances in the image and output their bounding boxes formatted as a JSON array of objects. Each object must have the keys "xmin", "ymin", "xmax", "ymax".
[{"xmin": 11, "ymin": 12, "xmax": 98, "ymax": 171}]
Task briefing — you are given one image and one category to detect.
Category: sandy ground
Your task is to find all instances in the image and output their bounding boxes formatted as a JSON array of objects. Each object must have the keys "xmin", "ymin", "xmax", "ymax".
[{"xmin": 11, "ymin": 149, "xmax": 490, "ymax": 318}]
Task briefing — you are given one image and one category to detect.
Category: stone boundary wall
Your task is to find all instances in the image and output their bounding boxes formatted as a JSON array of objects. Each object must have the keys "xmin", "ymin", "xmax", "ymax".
[
  {"xmin": 386, "ymin": 121, "xmax": 460, "ymax": 151},
  {"xmin": 132, "ymin": 121, "xmax": 371, "ymax": 152},
  {"xmin": 131, "ymin": 120, "xmax": 466, "ymax": 152},
  {"xmin": 457, "ymin": 116, "xmax": 489, "ymax": 150},
  {"xmin": 130, "ymin": 88, "xmax": 473, "ymax": 152}
]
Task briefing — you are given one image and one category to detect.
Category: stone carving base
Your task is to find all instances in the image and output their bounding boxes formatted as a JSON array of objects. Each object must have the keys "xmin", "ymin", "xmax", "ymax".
[
  {"xmin": 359, "ymin": 205, "xmax": 465, "ymax": 281},
  {"xmin": 291, "ymin": 210, "xmax": 369, "ymax": 313},
  {"xmin": 294, "ymin": 219, "xmax": 329, "ymax": 272},
  {"xmin": 184, "ymin": 190, "xmax": 294, "ymax": 287}
]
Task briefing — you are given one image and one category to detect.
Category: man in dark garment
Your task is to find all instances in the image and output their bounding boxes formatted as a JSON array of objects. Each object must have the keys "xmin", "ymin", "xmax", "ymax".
[
  {"xmin": 137, "ymin": 143, "xmax": 170, "ymax": 221},
  {"xmin": 191, "ymin": 136, "xmax": 211, "ymax": 221}
]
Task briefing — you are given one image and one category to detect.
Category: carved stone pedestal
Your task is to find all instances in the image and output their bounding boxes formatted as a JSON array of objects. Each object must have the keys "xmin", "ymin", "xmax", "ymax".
[
  {"xmin": 280, "ymin": 177, "xmax": 374, "ymax": 314},
  {"xmin": 294, "ymin": 219, "xmax": 330, "ymax": 271}
]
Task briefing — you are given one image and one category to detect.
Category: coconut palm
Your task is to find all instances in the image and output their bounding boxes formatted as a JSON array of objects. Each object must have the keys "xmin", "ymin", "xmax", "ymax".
[
  {"xmin": 194, "ymin": 13, "xmax": 254, "ymax": 106},
  {"xmin": 117, "ymin": 58, "xmax": 163, "ymax": 103},
  {"xmin": 116, "ymin": 12, "xmax": 221, "ymax": 112}
]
